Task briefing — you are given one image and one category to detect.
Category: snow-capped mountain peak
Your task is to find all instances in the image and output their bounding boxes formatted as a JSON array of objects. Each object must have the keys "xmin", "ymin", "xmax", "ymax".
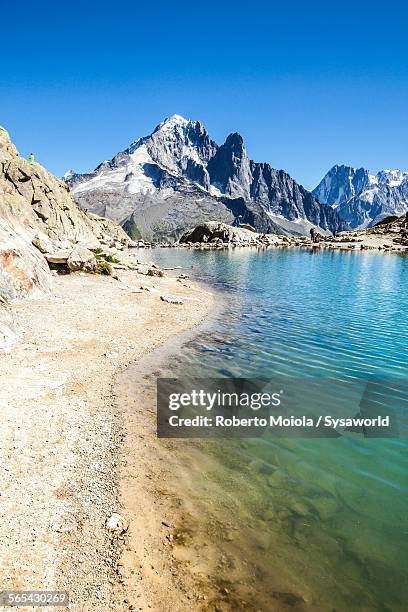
[
  {"xmin": 128, "ymin": 115, "xmax": 194, "ymax": 152},
  {"xmin": 63, "ymin": 169, "xmax": 75, "ymax": 181},
  {"xmin": 126, "ymin": 114, "xmax": 218, "ymax": 181},
  {"xmin": 377, "ymin": 169, "xmax": 408, "ymax": 187},
  {"xmin": 67, "ymin": 115, "xmax": 346, "ymax": 241},
  {"xmin": 314, "ymin": 164, "xmax": 408, "ymax": 228},
  {"xmin": 155, "ymin": 113, "xmax": 192, "ymax": 132}
]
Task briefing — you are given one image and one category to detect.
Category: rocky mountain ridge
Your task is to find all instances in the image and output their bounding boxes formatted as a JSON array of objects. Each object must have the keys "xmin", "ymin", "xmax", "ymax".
[
  {"xmin": 67, "ymin": 115, "xmax": 346, "ymax": 241},
  {"xmin": 313, "ymin": 164, "xmax": 408, "ymax": 228}
]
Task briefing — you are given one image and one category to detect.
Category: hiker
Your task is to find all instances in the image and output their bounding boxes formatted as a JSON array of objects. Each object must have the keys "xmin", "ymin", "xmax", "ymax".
[
  {"xmin": 310, "ymin": 228, "xmax": 315, "ymax": 242},
  {"xmin": 28, "ymin": 153, "xmax": 35, "ymax": 163}
]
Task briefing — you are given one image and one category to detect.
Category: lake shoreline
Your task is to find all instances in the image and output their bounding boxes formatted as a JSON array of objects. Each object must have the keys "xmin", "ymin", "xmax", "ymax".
[
  {"xmin": 135, "ymin": 224, "xmax": 408, "ymax": 255},
  {"xmin": 114, "ymin": 304, "xmax": 228, "ymax": 611},
  {"xmin": 127, "ymin": 245, "xmax": 408, "ymax": 612},
  {"xmin": 1, "ymin": 244, "xmax": 407, "ymax": 611},
  {"xmin": 0, "ymin": 265, "xmax": 214, "ymax": 611}
]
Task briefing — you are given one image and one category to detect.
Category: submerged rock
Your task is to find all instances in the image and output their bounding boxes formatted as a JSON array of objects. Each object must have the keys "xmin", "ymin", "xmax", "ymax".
[
  {"xmin": 289, "ymin": 500, "xmax": 311, "ymax": 517},
  {"xmin": 267, "ymin": 470, "xmax": 289, "ymax": 488},
  {"xmin": 262, "ymin": 507, "xmax": 276, "ymax": 522},
  {"xmin": 309, "ymin": 495, "xmax": 339, "ymax": 520}
]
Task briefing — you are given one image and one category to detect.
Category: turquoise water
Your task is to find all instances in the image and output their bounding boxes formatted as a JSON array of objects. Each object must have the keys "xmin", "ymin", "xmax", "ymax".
[{"xmin": 138, "ymin": 247, "xmax": 408, "ymax": 611}]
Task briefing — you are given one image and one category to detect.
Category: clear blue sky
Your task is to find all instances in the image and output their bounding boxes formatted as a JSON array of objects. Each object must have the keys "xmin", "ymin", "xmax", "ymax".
[{"xmin": 1, "ymin": 0, "xmax": 407, "ymax": 189}]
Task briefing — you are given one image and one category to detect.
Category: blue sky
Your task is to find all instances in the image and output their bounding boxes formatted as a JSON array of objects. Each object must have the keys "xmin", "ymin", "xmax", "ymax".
[{"xmin": 1, "ymin": 0, "xmax": 407, "ymax": 189}]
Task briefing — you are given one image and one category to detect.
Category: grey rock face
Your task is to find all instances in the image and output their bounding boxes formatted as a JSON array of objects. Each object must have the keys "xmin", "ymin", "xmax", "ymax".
[
  {"xmin": 68, "ymin": 115, "xmax": 346, "ymax": 241},
  {"xmin": 208, "ymin": 133, "xmax": 252, "ymax": 199},
  {"xmin": 0, "ymin": 126, "xmax": 128, "ymax": 349},
  {"xmin": 314, "ymin": 164, "xmax": 408, "ymax": 229}
]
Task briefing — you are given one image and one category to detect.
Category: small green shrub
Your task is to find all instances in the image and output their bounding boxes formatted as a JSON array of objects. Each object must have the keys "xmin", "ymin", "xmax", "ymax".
[
  {"xmin": 103, "ymin": 254, "xmax": 120, "ymax": 264},
  {"xmin": 90, "ymin": 248, "xmax": 120, "ymax": 264},
  {"xmin": 96, "ymin": 261, "xmax": 113, "ymax": 276}
]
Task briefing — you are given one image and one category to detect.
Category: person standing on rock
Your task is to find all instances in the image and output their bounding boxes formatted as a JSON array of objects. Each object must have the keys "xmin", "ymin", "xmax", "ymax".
[
  {"xmin": 310, "ymin": 228, "xmax": 315, "ymax": 243},
  {"xmin": 28, "ymin": 153, "xmax": 35, "ymax": 163}
]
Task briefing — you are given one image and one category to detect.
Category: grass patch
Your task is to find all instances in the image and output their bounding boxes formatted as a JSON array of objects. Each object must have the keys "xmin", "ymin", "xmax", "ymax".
[
  {"xmin": 95, "ymin": 261, "xmax": 113, "ymax": 276},
  {"xmin": 91, "ymin": 248, "xmax": 120, "ymax": 265},
  {"xmin": 103, "ymin": 254, "xmax": 120, "ymax": 264}
]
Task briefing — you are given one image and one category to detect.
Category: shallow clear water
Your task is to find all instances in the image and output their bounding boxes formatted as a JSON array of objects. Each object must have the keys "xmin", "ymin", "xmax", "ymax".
[{"xmin": 138, "ymin": 247, "xmax": 408, "ymax": 611}]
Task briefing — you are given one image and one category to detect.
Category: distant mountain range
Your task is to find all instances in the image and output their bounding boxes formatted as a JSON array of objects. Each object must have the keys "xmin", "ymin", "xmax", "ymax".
[
  {"xmin": 66, "ymin": 115, "xmax": 408, "ymax": 240},
  {"xmin": 313, "ymin": 165, "xmax": 408, "ymax": 229},
  {"xmin": 66, "ymin": 115, "xmax": 346, "ymax": 241}
]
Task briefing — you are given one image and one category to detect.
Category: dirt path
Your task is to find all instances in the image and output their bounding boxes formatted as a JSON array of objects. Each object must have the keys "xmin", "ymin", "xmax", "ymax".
[{"xmin": 0, "ymin": 268, "xmax": 213, "ymax": 611}]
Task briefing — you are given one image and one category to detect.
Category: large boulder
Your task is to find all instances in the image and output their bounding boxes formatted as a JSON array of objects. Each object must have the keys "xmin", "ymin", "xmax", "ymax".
[
  {"xmin": 178, "ymin": 221, "xmax": 262, "ymax": 245},
  {"xmin": 67, "ymin": 247, "xmax": 97, "ymax": 272},
  {"xmin": 0, "ymin": 223, "xmax": 52, "ymax": 302},
  {"xmin": 43, "ymin": 247, "xmax": 97, "ymax": 272},
  {"xmin": 0, "ymin": 211, "xmax": 52, "ymax": 350},
  {"xmin": 43, "ymin": 250, "xmax": 72, "ymax": 265}
]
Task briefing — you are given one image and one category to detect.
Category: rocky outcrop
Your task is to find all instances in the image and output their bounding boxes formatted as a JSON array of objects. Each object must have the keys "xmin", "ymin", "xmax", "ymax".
[
  {"xmin": 0, "ymin": 127, "xmax": 128, "ymax": 248},
  {"xmin": 68, "ymin": 115, "xmax": 347, "ymax": 241},
  {"xmin": 177, "ymin": 215, "xmax": 408, "ymax": 253},
  {"xmin": 178, "ymin": 222, "xmax": 273, "ymax": 246},
  {"xmin": 0, "ymin": 126, "xmax": 128, "ymax": 350}
]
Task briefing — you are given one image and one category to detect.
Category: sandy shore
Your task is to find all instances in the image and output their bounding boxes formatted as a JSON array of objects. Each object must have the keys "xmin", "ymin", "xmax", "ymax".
[
  {"xmin": 115, "ymin": 352, "xmax": 275, "ymax": 612},
  {"xmin": 0, "ymin": 265, "xmax": 214, "ymax": 611}
]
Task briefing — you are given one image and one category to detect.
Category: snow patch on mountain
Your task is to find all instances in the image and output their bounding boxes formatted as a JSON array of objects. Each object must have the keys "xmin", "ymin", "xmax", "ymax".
[
  {"xmin": 314, "ymin": 164, "xmax": 408, "ymax": 229},
  {"xmin": 377, "ymin": 169, "xmax": 408, "ymax": 187},
  {"xmin": 67, "ymin": 115, "xmax": 346, "ymax": 240},
  {"xmin": 72, "ymin": 144, "xmax": 157, "ymax": 197}
]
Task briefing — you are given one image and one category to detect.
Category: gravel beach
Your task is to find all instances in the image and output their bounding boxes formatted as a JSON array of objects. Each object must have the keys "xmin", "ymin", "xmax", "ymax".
[{"xmin": 0, "ymin": 267, "xmax": 213, "ymax": 611}]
